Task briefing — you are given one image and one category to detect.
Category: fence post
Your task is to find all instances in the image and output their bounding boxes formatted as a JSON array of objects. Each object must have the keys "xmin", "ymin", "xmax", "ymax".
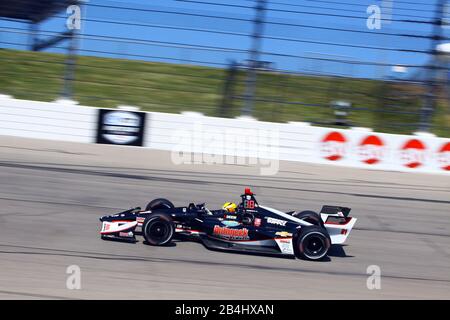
[
  {"xmin": 219, "ymin": 61, "xmax": 239, "ymax": 117},
  {"xmin": 241, "ymin": 0, "xmax": 267, "ymax": 117},
  {"xmin": 420, "ymin": 0, "xmax": 447, "ymax": 132}
]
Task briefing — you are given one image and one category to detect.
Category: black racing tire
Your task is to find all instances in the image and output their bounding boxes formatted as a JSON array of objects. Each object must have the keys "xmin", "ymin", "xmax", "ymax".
[
  {"xmin": 142, "ymin": 214, "xmax": 174, "ymax": 246},
  {"xmin": 294, "ymin": 225, "xmax": 331, "ymax": 261},
  {"xmin": 145, "ymin": 198, "xmax": 174, "ymax": 211},
  {"xmin": 293, "ymin": 210, "xmax": 324, "ymax": 227}
]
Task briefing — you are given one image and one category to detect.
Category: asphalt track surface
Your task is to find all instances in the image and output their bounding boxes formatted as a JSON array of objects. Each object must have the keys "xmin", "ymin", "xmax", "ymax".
[{"xmin": 0, "ymin": 136, "xmax": 449, "ymax": 299}]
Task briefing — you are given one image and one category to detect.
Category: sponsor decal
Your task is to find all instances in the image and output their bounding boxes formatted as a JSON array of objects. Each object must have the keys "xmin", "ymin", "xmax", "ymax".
[
  {"xmin": 119, "ymin": 231, "xmax": 134, "ymax": 237},
  {"xmin": 400, "ymin": 139, "xmax": 426, "ymax": 168},
  {"xmin": 266, "ymin": 217, "xmax": 287, "ymax": 226},
  {"xmin": 221, "ymin": 220, "xmax": 240, "ymax": 227},
  {"xmin": 96, "ymin": 109, "xmax": 146, "ymax": 146},
  {"xmin": 136, "ymin": 217, "xmax": 145, "ymax": 224},
  {"xmin": 321, "ymin": 131, "xmax": 347, "ymax": 161},
  {"xmin": 437, "ymin": 142, "xmax": 450, "ymax": 171},
  {"xmin": 225, "ymin": 215, "xmax": 237, "ymax": 220},
  {"xmin": 213, "ymin": 225, "xmax": 249, "ymax": 240},
  {"xmin": 254, "ymin": 218, "xmax": 261, "ymax": 227},
  {"xmin": 101, "ymin": 221, "xmax": 138, "ymax": 235},
  {"xmin": 275, "ymin": 231, "xmax": 292, "ymax": 237},
  {"xmin": 275, "ymin": 238, "xmax": 293, "ymax": 254},
  {"xmin": 358, "ymin": 135, "xmax": 385, "ymax": 165}
]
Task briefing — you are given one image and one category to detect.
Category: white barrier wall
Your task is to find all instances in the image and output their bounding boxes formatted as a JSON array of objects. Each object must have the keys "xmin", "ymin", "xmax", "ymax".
[
  {"xmin": 0, "ymin": 95, "xmax": 97, "ymax": 143},
  {"xmin": 0, "ymin": 96, "xmax": 449, "ymax": 174}
]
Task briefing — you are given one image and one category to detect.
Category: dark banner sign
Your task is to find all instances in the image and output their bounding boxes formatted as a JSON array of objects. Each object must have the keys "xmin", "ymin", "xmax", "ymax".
[{"xmin": 96, "ymin": 109, "xmax": 146, "ymax": 146}]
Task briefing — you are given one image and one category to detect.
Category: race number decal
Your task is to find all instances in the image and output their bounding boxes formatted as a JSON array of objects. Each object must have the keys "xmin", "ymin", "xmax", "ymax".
[{"xmin": 244, "ymin": 200, "xmax": 255, "ymax": 209}]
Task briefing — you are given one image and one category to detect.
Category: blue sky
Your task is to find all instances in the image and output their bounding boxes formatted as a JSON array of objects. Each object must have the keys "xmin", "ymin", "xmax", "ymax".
[{"xmin": 0, "ymin": 0, "xmax": 445, "ymax": 79}]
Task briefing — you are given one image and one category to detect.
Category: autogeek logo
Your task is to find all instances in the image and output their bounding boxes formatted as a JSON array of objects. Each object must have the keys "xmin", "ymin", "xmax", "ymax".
[{"xmin": 213, "ymin": 225, "xmax": 249, "ymax": 240}]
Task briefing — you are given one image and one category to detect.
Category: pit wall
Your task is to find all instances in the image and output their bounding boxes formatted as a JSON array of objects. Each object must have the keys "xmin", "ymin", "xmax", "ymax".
[{"xmin": 0, "ymin": 95, "xmax": 448, "ymax": 174}]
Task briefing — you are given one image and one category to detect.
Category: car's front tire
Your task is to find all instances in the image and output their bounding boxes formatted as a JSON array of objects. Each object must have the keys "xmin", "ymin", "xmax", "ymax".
[
  {"xmin": 142, "ymin": 214, "xmax": 174, "ymax": 246},
  {"xmin": 295, "ymin": 226, "xmax": 330, "ymax": 260}
]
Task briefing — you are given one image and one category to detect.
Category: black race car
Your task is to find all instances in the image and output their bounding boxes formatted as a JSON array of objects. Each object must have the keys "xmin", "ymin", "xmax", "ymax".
[{"xmin": 99, "ymin": 188, "xmax": 356, "ymax": 260}]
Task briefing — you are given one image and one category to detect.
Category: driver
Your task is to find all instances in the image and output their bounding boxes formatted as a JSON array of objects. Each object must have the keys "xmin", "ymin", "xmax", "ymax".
[{"xmin": 222, "ymin": 202, "xmax": 237, "ymax": 214}]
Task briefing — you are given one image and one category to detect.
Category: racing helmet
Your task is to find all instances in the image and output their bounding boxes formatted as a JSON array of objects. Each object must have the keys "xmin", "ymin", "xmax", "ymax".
[{"xmin": 222, "ymin": 202, "xmax": 237, "ymax": 213}]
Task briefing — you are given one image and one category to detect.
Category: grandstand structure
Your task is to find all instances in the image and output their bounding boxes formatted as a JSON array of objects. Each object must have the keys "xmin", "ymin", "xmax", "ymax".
[
  {"xmin": 0, "ymin": 0, "xmax": 81, "ymax": 97},
  {"xmin": 0, "ymin": 1, "xmax": 76, "ymax": 22}
]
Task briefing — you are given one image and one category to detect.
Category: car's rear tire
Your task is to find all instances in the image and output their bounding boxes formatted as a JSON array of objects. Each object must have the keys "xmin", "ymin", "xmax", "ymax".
[
  {"xmin": 293, "ymin": 210, "xmax": 323, "ymax": 227},
  {"xmin": 142, "ymin": 214, "xmax": 174, "ymax": 246},
  {"xmin": 145, "ymin": 198, "xmax": 174, "ymax": 211},
  {"xmin": 295, "ymin": 226, "xmax": 330, "ymax": 260}
]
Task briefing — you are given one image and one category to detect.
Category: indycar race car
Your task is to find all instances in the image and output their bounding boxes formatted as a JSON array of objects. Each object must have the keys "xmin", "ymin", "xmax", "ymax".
[{"xmin": 99, "ymin": 188, "xmax": 356, "ymax": 260}]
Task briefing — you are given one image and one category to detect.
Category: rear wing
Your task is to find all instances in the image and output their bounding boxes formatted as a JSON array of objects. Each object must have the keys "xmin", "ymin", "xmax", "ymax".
[
  {"xmin": 320, "ymin": 205, "xmax": 351, "ymax": 217},
  {"xmin": 320, "ymin": 205, "xmax": 356, "ymax": 245}
]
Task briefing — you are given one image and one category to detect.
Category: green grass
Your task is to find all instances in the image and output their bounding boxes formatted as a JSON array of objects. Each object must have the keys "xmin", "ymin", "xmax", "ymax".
[{"xmin": 0, "ymin": 48, "xmax": 448, "ymax": 137}]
